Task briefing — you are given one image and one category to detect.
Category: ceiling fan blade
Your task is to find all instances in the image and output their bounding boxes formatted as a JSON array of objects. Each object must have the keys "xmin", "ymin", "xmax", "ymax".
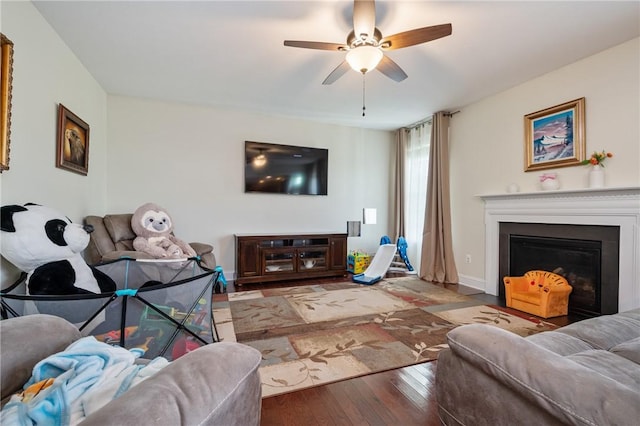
[
  {"xmin": 322, "ymin": 61, "xmax": 351, "ymax": 85},
  {"xmin": 376, "ymin": 55, "xmax": 408, "ymax": 82},
  {"xmin": 284, "ymin": 40, "xmax": 348, "ymax": 51},
  {"xmin": 380, "ymin": 23, "xmax": 452, "ymax": 50},
  {"xmin": 353, "ymin": 0, "xmax": 376, "ymax": 40}
]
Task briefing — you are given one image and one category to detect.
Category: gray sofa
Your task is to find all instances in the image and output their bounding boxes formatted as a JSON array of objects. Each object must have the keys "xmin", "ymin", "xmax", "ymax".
[
  {"xmin": 1, "ymin": 314, "xmax": 262, "ymax": 425},
  {"xmin": 436, "ymin": 309, "xmax": 640, "ymax": 425}
]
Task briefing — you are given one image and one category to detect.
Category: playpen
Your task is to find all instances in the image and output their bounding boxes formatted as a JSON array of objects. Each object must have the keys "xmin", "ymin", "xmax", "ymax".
[{"xmin": 1, "ymin": 258, "xmax": 224, "ymax": 361}]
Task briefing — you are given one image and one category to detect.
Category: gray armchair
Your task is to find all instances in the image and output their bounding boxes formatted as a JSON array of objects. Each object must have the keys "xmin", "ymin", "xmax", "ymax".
[
  {"xmin": 84, "ymin": 214, "xmax": 216, "ymax": 269},
  {"xmin": 1, "ymin": 314, "xmax": 262, "ymax": 425}
]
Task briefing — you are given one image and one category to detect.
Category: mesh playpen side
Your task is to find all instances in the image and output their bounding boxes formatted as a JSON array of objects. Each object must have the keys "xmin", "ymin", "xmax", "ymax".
[{"xmin": 1, "ymin": 258, "xmax": 222, "ymax": 361}]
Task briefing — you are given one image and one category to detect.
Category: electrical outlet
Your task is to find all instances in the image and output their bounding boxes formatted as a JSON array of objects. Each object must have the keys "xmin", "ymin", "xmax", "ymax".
[{"xmin": 465, "ymin": 254, "xmax": 472, "ymax": 264}]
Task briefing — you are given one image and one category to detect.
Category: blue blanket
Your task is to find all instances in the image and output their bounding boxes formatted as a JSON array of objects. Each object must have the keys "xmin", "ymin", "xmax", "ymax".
[{"xmin": 1, "ymin": 336, "xmax": 168, "ymax": 426}]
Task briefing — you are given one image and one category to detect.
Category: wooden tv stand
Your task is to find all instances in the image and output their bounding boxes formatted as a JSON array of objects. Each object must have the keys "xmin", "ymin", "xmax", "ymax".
[{"xmin": 235, "ymin": 232, "xmax": 347, "ymax": 286}]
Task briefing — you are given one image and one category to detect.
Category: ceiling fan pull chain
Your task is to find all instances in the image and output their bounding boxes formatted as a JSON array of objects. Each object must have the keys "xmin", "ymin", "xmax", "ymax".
[{"xmin": 362, "ymin": 73, "xmax": 366, "ymax": 117}]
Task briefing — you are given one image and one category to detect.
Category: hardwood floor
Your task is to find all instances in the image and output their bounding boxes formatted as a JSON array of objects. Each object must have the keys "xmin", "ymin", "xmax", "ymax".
[
  {"xmin": 261, "ymin": 362, "xmax": 440, "ymax": 426},
  {"xmin": 227, "ymin": 274, "xmax": 573, "ymax": 425}
]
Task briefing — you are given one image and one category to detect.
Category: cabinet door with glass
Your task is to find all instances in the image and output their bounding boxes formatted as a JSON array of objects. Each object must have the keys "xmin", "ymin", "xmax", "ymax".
[
  {"xmin": 262, "ymin": 248, "xmax": 295, "ymax": 274},
  {"xmin": 297, "ymin": 248, "xmax": 328, "ymax": 272}
]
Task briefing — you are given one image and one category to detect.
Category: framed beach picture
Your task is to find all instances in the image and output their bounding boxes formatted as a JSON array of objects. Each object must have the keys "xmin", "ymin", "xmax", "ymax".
[
  {"xmin": 56, "ymin": 104, "xmax": 90, "ymax": 175},
  {"xmin": 524, "ymin": 98, "xmax": 585, "ymax": 172}
]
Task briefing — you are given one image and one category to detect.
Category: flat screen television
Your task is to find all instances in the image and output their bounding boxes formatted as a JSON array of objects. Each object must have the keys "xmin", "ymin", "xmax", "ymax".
[{"xmin": 244, "ymin": 141, "xmax": 328, "ymax": 195}]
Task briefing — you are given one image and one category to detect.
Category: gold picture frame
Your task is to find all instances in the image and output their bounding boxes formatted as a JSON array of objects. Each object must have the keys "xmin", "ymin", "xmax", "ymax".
[
  {"xmin": 524, "ymin": 97, "xmax": 585, "ymax": 172},
  {"xmin": 1, "ymin": 33, "xmax": 14, "ymax": 173},
  {"xmin": 56, "ymin": 104, "xmax": 90, "ymax": 175}
]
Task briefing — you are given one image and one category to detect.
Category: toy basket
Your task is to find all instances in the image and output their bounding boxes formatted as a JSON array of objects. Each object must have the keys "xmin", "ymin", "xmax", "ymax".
[{"xmin": 1, "ymin": 258, "xmax": 223, "ymax": 360}]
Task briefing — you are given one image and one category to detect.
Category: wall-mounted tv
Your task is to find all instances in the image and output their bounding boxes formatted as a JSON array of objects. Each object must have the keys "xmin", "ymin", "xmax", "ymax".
[{"xmin": 245, "ymin": 141, "xmax": 328, "ymax": 195}]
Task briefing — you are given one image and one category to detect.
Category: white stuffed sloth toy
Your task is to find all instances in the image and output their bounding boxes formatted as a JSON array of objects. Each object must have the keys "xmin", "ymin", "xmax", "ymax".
[{"xmin": 131, "ymin": 202, "xmax": 197, "ymax": 260}]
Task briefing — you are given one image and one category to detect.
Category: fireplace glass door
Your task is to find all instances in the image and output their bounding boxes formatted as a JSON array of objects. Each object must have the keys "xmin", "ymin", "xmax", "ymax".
[{"xmin": 509, "ymin": 236, "xmax": 601, "ymax": 315}]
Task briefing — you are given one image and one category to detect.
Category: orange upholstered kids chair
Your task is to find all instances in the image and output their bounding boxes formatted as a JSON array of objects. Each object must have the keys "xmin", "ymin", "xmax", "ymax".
[{"xmin": 503, "ymin": 270, "xmax": 573, "ymax": 318}]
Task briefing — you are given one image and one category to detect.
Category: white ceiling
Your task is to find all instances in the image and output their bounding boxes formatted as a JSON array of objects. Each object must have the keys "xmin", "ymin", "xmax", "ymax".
[{"xmin": 33, "ymin": 1, "xmax": 640, "ymax": 130}]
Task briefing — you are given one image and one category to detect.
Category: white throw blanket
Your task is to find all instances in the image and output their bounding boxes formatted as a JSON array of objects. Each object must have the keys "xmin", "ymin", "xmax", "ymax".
[{"xmin": 1, "ymin": 336, "xmax": 168, "ymax": 426}]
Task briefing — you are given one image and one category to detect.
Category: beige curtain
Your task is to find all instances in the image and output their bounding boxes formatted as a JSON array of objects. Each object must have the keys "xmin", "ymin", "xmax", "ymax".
[
  {"xmin": 420, "ymin": 112, "xmax": 459, "ymax": 283},
  {"xmin": 390, "ymin": 129, "xmax": 408, "ymax": 242}
]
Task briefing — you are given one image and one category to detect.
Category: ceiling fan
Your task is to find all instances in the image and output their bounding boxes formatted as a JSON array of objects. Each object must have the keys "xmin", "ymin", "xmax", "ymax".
[{"xmin": 284, "ymin": 0, "xmax": 452, "ymax": 85}]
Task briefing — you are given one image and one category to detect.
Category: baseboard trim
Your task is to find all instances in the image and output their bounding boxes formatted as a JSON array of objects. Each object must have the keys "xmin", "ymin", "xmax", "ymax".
[{"xmin": 457, "ymin": 274, "xmax": 486, "ymax": 293}]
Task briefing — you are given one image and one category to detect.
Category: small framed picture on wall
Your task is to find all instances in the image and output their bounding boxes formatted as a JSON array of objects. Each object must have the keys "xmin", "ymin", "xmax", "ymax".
[
  {"xmin": 56, "ymin": 104, "xmax": 90, "ymax": 175},
  {"xmin": 524, "ymin": 97, "xmax": 585, "ymax": 172}
]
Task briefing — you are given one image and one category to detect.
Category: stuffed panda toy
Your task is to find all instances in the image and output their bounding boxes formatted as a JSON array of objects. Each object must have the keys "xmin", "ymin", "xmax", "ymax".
[{"xmin": 0, "ymin": 203, "xmax": 116, "ymax": 297}]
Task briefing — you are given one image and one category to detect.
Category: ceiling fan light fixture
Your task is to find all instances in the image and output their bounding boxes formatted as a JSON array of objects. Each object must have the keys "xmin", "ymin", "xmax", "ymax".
[
  {"xmin": 284, "ymin": 0, "xmax": 452, "ymax": 85},
  {"xmin": 346, "ymin": 45, "xmax": 383, "ymax": 73}
]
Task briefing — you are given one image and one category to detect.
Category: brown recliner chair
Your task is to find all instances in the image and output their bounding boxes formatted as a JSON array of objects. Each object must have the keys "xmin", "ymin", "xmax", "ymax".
[{"xmin": 84, "ymin": 214, "xmax": 216, "ymax": 269}]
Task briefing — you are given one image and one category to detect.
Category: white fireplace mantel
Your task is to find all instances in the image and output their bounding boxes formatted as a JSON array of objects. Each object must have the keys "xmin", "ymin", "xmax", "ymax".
[{"xmin": 479, "ymin": 186, "xmax": 640, "ymax": 312}]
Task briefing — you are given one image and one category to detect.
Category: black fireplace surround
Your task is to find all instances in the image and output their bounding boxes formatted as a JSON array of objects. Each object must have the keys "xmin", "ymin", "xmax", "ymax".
[{"xmin": 499, "ymin": 222, "xmax": 620, "ymax": 318}]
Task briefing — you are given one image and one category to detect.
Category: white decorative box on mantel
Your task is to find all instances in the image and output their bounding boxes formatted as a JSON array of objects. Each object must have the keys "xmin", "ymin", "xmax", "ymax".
[{"xmin": 478, "ymin": 186, "xmax": 640, "ymax": 312}]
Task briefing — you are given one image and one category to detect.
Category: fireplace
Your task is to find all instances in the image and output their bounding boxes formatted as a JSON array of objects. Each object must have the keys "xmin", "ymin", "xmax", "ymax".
[
  {"xmin": 478, "ymin": 187, "xmax": 640, "ymax": 314},
  {"xmin": 498, "ymin": 222, "xmax": 619, "ymax": 317}
]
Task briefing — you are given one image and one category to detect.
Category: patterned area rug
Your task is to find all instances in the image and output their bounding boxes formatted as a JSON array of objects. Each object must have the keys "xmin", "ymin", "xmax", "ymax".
[{"xmin": 212, "ymin": 276, "xmax": 557, "ymax": 398}]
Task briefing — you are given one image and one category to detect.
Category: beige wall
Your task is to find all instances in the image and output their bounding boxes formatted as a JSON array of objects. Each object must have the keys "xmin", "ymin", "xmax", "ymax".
[
  {"xmin": 0, "ymin": 1, "xmax": 108, "ymax": 283},
  {"xmin": 0, "ymin": 1, "xmax": 108, "ymax": 215},
  {"xmin": 450, "ymin": 37, "xmax": 640, "ymax": 290},
  {"xmin": 0, "ymin": 1, "xmax": 393, "ymax": 283},
  {"xmin": 2, "ymin": 1, "xmax": 637, "ymax": 287},
  {"xmin": 105, "ymin": 97, "xmax": 394, "ymax": 276}
]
